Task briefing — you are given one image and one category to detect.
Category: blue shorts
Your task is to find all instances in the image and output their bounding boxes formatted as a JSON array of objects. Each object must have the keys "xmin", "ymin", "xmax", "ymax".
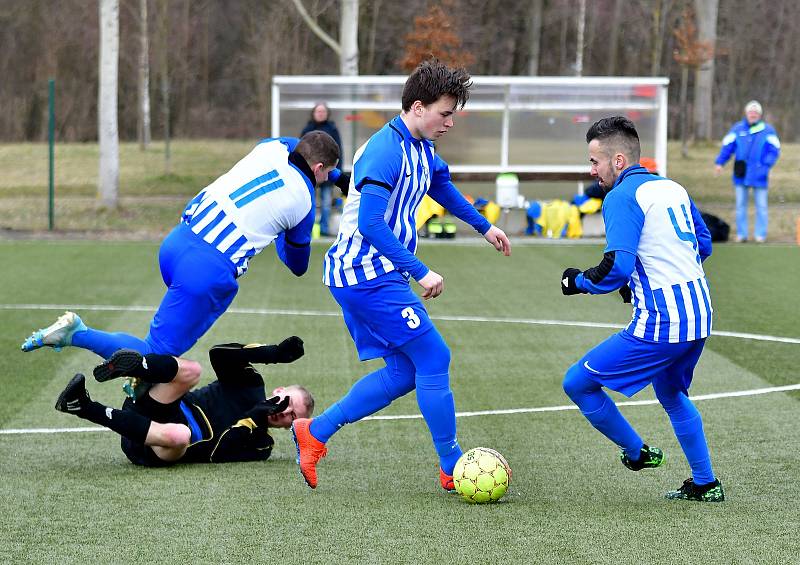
[
  {"xmin": 145, "ymin": 223, "xmax": 239, "ymax": 355},
  {"xmin": 579, "ymin": 331, "xmax": 706, "ymax": 397},
  {"xmin": 329, "ymin": 271, "xmax": 434, "ymax": 361}
]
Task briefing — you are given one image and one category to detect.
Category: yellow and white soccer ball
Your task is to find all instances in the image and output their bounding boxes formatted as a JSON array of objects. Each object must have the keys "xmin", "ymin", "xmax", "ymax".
[{"xmin": 453, "ymin": 447, "xmax": 511, "ymax": 503}]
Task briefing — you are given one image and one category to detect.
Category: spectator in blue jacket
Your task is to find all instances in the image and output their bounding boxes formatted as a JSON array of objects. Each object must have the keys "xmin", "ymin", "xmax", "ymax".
[
  {"xmin": 714, "ymin": 100, "xmax": 781, "ymax": 243},
  {"xmin": 302, "ymin": 103, "xmax": 344, "ymax": 237}
]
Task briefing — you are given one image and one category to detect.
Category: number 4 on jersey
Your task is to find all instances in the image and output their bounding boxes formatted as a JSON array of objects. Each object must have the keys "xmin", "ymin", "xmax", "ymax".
[{"xmin": 668, "ymin": 204, "xmax": 700, "ymax": 263}]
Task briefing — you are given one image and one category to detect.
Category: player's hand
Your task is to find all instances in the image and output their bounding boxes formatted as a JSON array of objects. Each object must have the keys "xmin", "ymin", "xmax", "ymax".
[
  {"xmin": 418, "ymin": 270, "xmax": 444, "ymax": 300},
  {"xmin": 618, "ymin": 285, "xmax": 632, "ymax": 303},
  {"xmin": 714, "ymin": 165, "xmax": 722, "ymax": 176},
  {"xmin": 484, "ymin": 225, "xmax": 511, "ymax": 256},
  {"xmin": 245, "ymin": 396, "xmax": 291, "ymax": 427},
  {"xmin": 275, "ymin": 336, "xmax": 304, "ymax": 363},
  {"xmin": 561, "ymin": 268, "xmax": 584, "ymax": 295},
  {"xmin": 334, "ymin": 171, "xmax": 351, "ymax": 195}
]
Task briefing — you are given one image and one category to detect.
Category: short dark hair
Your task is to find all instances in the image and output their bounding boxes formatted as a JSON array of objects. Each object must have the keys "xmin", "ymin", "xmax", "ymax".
[
  {"xmin": 401, "ymin": 58, "xmax": 472, "ymax": 112},
  {"xmin": 586, "ymin": 116, "xmax": 641, "ymax": 163},
  {"xmin": 295, "ymin": 130, "xmax": 340, "ymax": 167}
]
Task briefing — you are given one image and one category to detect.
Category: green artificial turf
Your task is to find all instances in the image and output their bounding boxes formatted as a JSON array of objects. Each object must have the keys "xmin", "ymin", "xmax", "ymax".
[{"xmin": 0, "ymin": 241, "xmax": 798, "ymax": 564}]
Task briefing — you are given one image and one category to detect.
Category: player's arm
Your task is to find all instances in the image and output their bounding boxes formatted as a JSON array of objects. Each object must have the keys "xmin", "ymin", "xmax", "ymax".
[
  {"xmin": 275, "ymin": 207, "xmax": 314, "ymax": 276},
  {"xmin": 209, "ymin": 396, "xmax": 288, "ymax": 463},
  {"xmin": 561, "ymin": 250, "xmax": 636, "ymax": 295},
  {"xmin": 209, "ymin": 418, "xmax": 274, "ymax": 463},
  {"xmin": 427, "ymin": 159, "xmax": 510, "ymax": 256},
  {"xmin": 689, "ymin": 200, "xmax": 712, "ymax": 261},
  {"xmin": 209, "ymin": 337, "xmax": 304, "ymax": 383},
  {"xmin": 358, "ymin": 185, "xmax": 430, "ymax": 281},
  {"xmin": 562, "ymin": 188, "xmax": 642, "ymax": 299},
  {"xmin": 327, "ymin": 168, "xmax": 351, "ymax": 196},
  {"xmin": 359, "ymin": 186, "xmax": 446, "ymax": 299}
]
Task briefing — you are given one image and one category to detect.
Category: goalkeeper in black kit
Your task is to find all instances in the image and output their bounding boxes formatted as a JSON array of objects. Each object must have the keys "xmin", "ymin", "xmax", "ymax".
[{"xmin": 54, "ymin": 336, "xmax": 313, "ymax": 466}]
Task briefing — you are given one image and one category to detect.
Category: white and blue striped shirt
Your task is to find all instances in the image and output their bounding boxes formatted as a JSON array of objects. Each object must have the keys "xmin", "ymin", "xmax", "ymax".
[
  {"xmin": 604, "ymin": 166, "xmax": 713, "ymax": 343},
  {"xmin": 324, "ymin": 116, "xmax": 438, "ymax": 287},
  {"xmin": 181, "ymin": 138, "xmax": 315, "ymax": 277}
]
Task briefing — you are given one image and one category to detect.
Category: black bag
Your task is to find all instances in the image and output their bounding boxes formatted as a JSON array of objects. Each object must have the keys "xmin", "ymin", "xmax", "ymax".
[
  {"xmin": 700, "ymin": 212, "xmax": 730, "ymax": 243},
  {"xmin": 733, "ymin": 159, "xmax": 747, "ymax": 178}
]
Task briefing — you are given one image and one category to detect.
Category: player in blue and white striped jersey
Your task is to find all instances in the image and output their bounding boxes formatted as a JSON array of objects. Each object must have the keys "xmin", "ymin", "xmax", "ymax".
[
  {"xmin": 560, "ymin": 116, "xmax": 724, "ymax": 502},
  {"xmin": 22, "ymin": 131, "xmax": 346, "ymax": 359},
  {"xmin": 291, "ymin": 59, "xmax": 511, "ymax": 490}
]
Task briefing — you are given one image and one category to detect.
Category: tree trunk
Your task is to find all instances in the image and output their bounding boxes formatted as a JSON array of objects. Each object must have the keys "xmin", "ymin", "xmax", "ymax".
[
  {"xmin": 607, "ymin": 0, "xmax": 622, "ymax": 75},
  {"xmin": 137, "ymin": 0, "xmax": 151, "ymax": 150},
  {"xmin": 558, "ymin": 9, "xmax": 568, "ymax": 74},
  {"xmin": 650, "ymin": 0, "xmax": 668, "ymax": 76},
  {"xmin": 340, "ymin": 0, "xmax": 359, "ymax": 75},
  {"xmin": 158, "ymin": 0, "xmax": 171, "ymax": 174},
  {"xmin": 365, "ymin": 0, "xmax": 382, "ymax": 74},
  {"xmin": 693, "ymin": 0, "xmax": 718, "ymax": 141},
  {"xmin": 574, "ymin": 0, "xmax": 586, "ymax": 76},
  {"xmin": 98, "ymin": 0, "xmax": 119, "ymax": 207},
  {"xmin": 527, "ymin": 0, "xmax": 543, "ymax": 75},
  {"xmin": 680, "ymin": 65, "xmax": 690, "ymax": 157}
]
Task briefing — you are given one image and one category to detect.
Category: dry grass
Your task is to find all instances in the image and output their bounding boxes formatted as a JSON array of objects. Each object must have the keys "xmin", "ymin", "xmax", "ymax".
[{"xmin": 0, "ymin": 139, "xmax": 798, "ymax": 241}]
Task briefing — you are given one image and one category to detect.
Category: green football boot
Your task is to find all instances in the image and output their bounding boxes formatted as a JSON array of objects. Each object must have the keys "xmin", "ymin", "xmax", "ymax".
[
  {"xmin": 665, "ymin": 478, "xmax": 725, "ymax": 502},
  {"xmin": 620, "ymin": 444, "xmax": 664, "ymax": 471}
]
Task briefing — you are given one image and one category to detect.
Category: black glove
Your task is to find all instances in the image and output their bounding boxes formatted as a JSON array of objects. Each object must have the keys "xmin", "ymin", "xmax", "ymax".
[
  {"xmin": 275, "ymin": 336, "xmax": 304, "ymax": 363},
  {"xmin": 561, "ymin": 268, "xmax": 584, "ymax": 295},
  {"xmin": 245, "ymin": 395, "xmax": 290, "ymax": 427},
  {"xmin": 618, "ymin": 285, "xmax": 632, "ymax": 303},
  {"xmin": 334, "ymin": 171, "xmax": 351, "ymax": 195}
]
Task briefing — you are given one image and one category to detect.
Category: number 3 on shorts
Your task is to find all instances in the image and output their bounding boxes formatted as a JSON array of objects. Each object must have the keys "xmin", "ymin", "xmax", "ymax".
[{"xmin": 401, "ymin": 307, "xmax": 421, "ymax": 329}]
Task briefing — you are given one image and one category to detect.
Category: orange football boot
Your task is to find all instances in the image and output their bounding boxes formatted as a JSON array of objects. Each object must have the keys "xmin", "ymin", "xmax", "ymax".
[
  {"xmin": 439, "ymin": 467, "xmax": 455, "ymax": 492},
  {"xmin": 291, "ymin": 418, "xmax": 327, "ymax": 489}
]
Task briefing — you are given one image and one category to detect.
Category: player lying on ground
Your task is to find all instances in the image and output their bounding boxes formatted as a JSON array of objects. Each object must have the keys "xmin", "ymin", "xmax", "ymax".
[
  {"xmin": 21, "ymin": 130, "xmax": 349, "ymax": 359},
  {"xmin": 560, "ymin": 116, "xmax": 723, "ymax": 502},
  {"xmin": 291, "ymin": 59, "xmax": 512, "ymax": 491},
  {"xmin": 55, "ymin": 336, "xmax": 313, "ymax": 466}
]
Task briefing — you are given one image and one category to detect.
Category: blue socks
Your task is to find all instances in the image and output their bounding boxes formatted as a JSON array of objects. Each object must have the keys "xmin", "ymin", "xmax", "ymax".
[
  {"xmin": 310, "ymin": 329, "xmax": 462, "ymax": 475},
  {"xmin": 310, "ymin": 354, "xmax": 416, "ymax": 443},
  {"xmin": 563, "ymin": 363, "xmax": 644, "ymax": 459},
  {"xmin": 71, "ymin": 328, "xmax": 151, "ymax": 359},
  {"xmin": 415, "ymin": 372, "xmax": 461, "ymax": 474},
  {"xmin": 400, "ymin": 330, "xmax": 461, "ymax": 474},
  {"xmin": 564, "ymin": 362, "xmax": 717, "ymax": 483},
  {"xmin": 653, "ymin": 377, "xmax": 715, "ymax": 484}
]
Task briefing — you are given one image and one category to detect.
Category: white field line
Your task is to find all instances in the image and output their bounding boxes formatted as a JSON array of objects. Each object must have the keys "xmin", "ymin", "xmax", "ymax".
[
  {"xmin": 3, "ymin": 303, "xmax": 798, "ymax": 435},
  {"xmin": 2, "ymin": 383, "xmax": 799, "ymax": 435},
  {"xmin": 3, "ymin": 303, "xmax": 800, "ymax": 344}
]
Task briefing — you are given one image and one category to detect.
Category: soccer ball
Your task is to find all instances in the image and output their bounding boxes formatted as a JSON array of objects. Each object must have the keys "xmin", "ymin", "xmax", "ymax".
[{"xmin": 453, "ymin": 447, "xmax": 511, "ymax": 503}]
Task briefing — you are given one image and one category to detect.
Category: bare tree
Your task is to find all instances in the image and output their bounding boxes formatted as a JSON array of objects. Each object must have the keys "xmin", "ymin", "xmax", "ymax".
[
  {"xmin": 650, "ymin": 0, "xmax": 670, "ymax": 76},
  {"xmin": 157, "ymin": 0, "xmax": 170, "ymax": 173},
  {"xmin": 606, "ymin": 0, "xmax": 622, "ymax": 75},
  {"xmin": 527, "ymin": 0, "xmax": 543, "ymax": 75},
  {"xmin": 674, "ymin": 6, "xmax": 714, "ymax": 157},
  {"xmin": 693, "ymin": 0, "xmax": 719, "ymax": 141},
  {"xmin": 574, "ymin": 0, "xmax": 586, "ymax": 76},
  {"xmin": 290, "ymin": 0, "xmax": 359, "ymax": 75},
  {"xmin": 137, "ymin": 0, "xmax": 151, "ymax": 149},
  {"xmin": 98, "ymin": 0, "xmax": 119, "ymax": 207}
]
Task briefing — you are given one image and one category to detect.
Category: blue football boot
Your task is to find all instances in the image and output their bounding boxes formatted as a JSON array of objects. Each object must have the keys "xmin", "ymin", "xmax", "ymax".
[{"xmin": 21, "ymin": 311, "xmax": 86, "ymax": 352}]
